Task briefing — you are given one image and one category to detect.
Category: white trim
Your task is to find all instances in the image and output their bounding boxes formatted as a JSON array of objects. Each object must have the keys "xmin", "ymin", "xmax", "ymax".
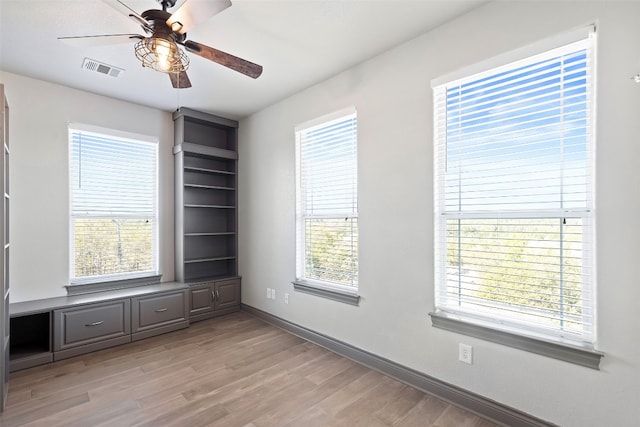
[
  {"xmin": 294, "ymin": 107, "xmax": 359, "ymax": 291},
  {"xmin": 431, "ymin": 24, "xmax": 596, "ymax": 88},
  {"xmin": 432, "ymin": 27, "xmax": 596, "ymax": 348},
  {"xmin": 69, "ymin": 122, "xmax": 158, "ymax": 145},
  {"xmin": 68, "ymin": 124, "xmax": 159, "ymax": 284},
  {"xmin": 294, "ymin": 106, "xmax": 357, "ymax": 133}
]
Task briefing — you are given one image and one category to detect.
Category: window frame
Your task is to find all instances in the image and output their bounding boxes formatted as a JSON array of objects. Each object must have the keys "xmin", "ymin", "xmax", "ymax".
[
  {"xmin": 429, "ymin": 26, "xmax": 603, "ymax": 368},
  {"xmin": 68, "ymin": 123, "xmax": 159, "ymax": 288},
  {"xmin": 293, "ymin": 107, "xmax": 360, "ymax": 305}
]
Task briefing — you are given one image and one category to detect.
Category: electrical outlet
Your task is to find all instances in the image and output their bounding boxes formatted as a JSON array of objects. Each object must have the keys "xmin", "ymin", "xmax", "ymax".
[
  {"xmin": 284, "ymin": 293, "xmax": 289, "ymax": 304},
  {"xmin": 271, "ymin": 289, "xmax": 276, "ymax": 300},
  {"xmin": 266, "ymin": 288, "xmax": 271, "ymax": 299},
  {"xmin": 459, "ymin": 343, "xmax": 473, "ymax": 364}
]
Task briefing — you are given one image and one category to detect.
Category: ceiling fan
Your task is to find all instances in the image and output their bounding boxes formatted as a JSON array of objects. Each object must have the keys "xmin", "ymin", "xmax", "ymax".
[{"xmin": 58, "ymin": 0, "xmax": 263, "ymax": 89}]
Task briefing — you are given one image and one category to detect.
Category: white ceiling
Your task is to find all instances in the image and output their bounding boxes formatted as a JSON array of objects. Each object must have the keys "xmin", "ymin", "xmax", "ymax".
[{"xmin": 0, "ymin": 0, "xmax": 487, "ymax": 119}]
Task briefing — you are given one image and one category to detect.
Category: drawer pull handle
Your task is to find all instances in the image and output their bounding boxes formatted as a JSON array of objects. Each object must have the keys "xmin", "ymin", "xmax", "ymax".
[
  {"xmin": 155, "ymin": 308, "xmax": 168, "ymax": 313},
  {"xmin": 85, "ymin": 321, "xmax": 104, "ymax": 327},
  {"xmin": 212, "ymin": 290, "xmax": 216, "ymax": 301},
  {"xmin": 216, "ymin": 290, "xmax": 220, "ymax": 300}
]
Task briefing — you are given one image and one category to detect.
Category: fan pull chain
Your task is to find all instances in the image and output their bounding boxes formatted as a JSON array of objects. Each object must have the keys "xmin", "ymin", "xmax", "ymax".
[{"xmin": 176, "ymin": 73, "xmax": 181, "ymax": 109}]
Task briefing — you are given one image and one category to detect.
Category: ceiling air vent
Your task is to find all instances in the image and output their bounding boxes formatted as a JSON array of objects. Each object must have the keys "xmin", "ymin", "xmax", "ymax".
[{"xmin": 82, "ymin": 58, "xmax": 124, "ymax": 78}]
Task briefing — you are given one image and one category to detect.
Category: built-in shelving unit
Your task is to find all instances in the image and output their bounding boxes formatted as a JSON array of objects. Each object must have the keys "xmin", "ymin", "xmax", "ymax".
[
  {"xmin": 173, "ymin": 108, "xmax": 239, "ymax": 283},
  {"xmin": 0, "ymin": 84, "xmax": 9, "ymax": 410}
]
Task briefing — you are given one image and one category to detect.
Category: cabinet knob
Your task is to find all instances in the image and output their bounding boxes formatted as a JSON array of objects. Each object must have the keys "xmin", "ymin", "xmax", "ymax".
[{"xmin": 211, "ymin": 290, "xmax": 216, "ymax": 301}]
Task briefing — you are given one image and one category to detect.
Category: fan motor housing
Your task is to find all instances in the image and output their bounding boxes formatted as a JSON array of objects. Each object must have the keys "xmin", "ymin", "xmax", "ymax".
[
  {"xmin": 157, "ymin": 0, "xmax": 177, "ymax": 8},
  {"xmin": 141, "ymin": 9, "xmax": 186, "ymax": 43}
]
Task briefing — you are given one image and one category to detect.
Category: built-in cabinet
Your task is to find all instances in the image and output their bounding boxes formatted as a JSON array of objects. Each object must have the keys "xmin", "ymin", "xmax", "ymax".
[
  {"xmin": 0, "ymin": 84, "xmax": 9, "ymax": 411},
  {"xmin": 9, "ymin": 283, "xmax": 189, "ymax": 370},
  {"xmin": 173, "ymin": 108, "xmax": 241, "ymax": 319},
  {"xmin": 189, "ymin": 278, "xmax": 241, "ymax": 322},
  {"xmin": 3, "ymin": 107, "xmax": 243, "ymax": 384}
]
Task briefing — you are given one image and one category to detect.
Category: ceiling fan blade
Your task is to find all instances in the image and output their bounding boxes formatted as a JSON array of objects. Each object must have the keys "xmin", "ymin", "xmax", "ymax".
[
  {"xmin": 100, "ymin": 0, "xmax": 151, "ymax": 32},
  {"xmin": 169, "ymin": 71, "xmax": 192, "ymax": 89},
  {"xmin": 58, "ymin": 34, "xmax": 143, "ymax": 48},
  {"xmin": 167, "ymin": 0, "xmax": 231, "ymax": 34},
  {"xmin": 184, "ymin": 40, "xmax": 262, "ymax": 79}
]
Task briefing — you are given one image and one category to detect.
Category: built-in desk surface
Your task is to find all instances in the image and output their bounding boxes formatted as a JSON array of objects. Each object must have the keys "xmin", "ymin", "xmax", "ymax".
[{"xmin": 10, "ymin": 282, "xmax": 189, "ymax": 316}]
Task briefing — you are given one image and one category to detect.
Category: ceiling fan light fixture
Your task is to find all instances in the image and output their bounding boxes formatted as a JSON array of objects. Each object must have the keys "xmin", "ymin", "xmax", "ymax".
[
  {"xmin": 170, "ymin": 21, "xmax": 184, "ymax": 32},
  {"xmin": 134, "ymin": 36, "xmax": 189, "ymax": 73}
]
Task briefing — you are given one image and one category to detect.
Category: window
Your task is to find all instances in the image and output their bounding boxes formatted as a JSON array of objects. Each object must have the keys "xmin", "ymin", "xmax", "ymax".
[
  {"xmin": 70, "ymin": 124, "xmax": 158, "ymax": 284},
  {"xmin": 432, "ymin": 28, "xmax": 599, "ymax": 364},
  {"xmin": 294, "ymin": 108, "xmax": 358, "ymax": 304}
]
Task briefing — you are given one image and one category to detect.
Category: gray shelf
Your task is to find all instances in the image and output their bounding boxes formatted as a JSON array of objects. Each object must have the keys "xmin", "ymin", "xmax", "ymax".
[
  {"xmin": 184, "ymin": 184, "xmax": 235, "ymax": 191},
  {"xmin": 184, "ymin": 256, "xmax": 236, "ymax": 264},
  {"xmin": 173, "ymin": 143, "xmax": 238, "ymax": 160},
  {"xmin": 185, "ymin": 232, "xmax": 236, "ymax": 237},
  {"xmin": 184, "ymin": 204, "xmax": 235, "ymax": 209},
  {"xmin": 185, "ymin": 166, "xmax": 235, "ymax": 175},
  {"xmin": 174, "ymin": 108, "xmax": 239, "ymax": 282}
]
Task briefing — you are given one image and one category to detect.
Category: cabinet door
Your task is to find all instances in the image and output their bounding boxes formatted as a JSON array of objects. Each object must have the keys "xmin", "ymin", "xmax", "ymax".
[
  {"xmin": 214, "ymin": 279, "xmax": 240, "ymax": 310},
  {"xmin": 189, "ymin": 285, "xmax": 215, "ymax": 317}
]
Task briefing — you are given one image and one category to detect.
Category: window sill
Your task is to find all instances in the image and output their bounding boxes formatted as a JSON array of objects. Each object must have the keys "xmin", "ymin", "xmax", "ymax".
[
  {"xmin": 292, "ymin": 280, "xmax": 360, "ymax": 306},
  {"xmin": 66, "ymin": 275, "xmax": 162, "ymax": 296},
  {"xmin": 429, "ymin": 311, "xmax": 604, "ymax": 370}
]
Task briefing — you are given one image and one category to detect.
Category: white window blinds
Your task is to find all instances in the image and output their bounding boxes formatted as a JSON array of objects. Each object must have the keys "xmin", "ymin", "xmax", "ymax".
[
  {"xmin": 70, "ymin": 125, "xmax": 158, "ymax": 283},
  {"xmin": 295, "ymin": 109, "xmax": 358, "ymax": 289},
  {"xmin": 433, "ymin": 30, "xmax": 595, "ymax": 344}
]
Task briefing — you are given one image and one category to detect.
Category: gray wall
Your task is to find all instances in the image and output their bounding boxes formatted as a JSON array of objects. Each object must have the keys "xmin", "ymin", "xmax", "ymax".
[
  {"xmin": 0, "ymin": 72, "xmax": 175, "ymax": 302},
  {"xmin": 238, "ymin": 2, "xmax": 640, "ymax": 426}
]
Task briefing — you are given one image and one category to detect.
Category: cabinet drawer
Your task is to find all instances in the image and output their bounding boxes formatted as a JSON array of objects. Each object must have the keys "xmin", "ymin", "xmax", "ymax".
[
  {"xmin": 54, "ymin": 299, "xmax": 130, "ymax": 352},
  {"xmin": 132, "ymin": 290, "xmax": 189, "ymax": 334}
]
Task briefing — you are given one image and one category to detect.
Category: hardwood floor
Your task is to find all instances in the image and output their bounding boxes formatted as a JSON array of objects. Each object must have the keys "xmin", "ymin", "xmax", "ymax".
[{"xmin": 1, "ymin": 312, "xmax": 501, "ymax": 427}]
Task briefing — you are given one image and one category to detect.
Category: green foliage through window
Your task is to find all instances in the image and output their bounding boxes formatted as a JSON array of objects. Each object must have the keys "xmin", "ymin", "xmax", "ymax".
[
  {"xmin": 74, "ymin": 219, "xmax": 153, "ymax": 277},
  {"xmin": 304, "ymin": 218, "xmax": 358, "ymax": 286}
]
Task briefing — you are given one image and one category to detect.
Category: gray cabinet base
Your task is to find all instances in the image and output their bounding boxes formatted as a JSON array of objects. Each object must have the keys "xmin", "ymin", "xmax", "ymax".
[
  {"xmin": 190, "ymin": 306, "xmax": 240, "ymax": 323},
  {"xmin": 53, "ymin": 335, "xmax": 132, "ymax": 361},
  {"xmin": 10, "ymin": 352, "xmax": 53, "ymax": 372},
  {"xmin": 132, "ymin": 320, "xmax": 189, "ymax": 342}
]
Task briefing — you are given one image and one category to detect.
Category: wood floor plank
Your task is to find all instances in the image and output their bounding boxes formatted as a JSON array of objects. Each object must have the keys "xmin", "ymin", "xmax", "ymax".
[
  {"xmin": 0, "ymin": 392, "xmax": 90, "ymax": 427},
  {"xmin": 433, "ymin": 404, "xmax": 490, "ymax": 427},
  {"xmin": 332, "ymin": 375, "xmax": 407, "ymax": 425},
  {"xmin": 100, "ymin": 394, "xmax": 189, "ymax": 427},
  {"xmin": 304, "ymin": 352, "xmax": 354, "ymax": 385},
  {"xmin": 242, "ymin": 363, "xmax": 370, "ymax": 427},
  {"xmin": 0, "ymin": 312, "xmax": 501, "ymax": 427},
  {"xmin": 178, "ymin": 343, "xmax": 328, "ymax": 407},
  {"xmin": 57, "ymin": 399, "xmax": 141, "ymax": 427},
  {"xmin": 374, "ymin": 382, "xmax": 427, "ymax": 425},
  {"xmin": 281, "ymin": 406, "xmax": 333, "ymax": 427},
  {"xmin": 313, "ymin": 369, "xmax": 389, "ymax": 416},
  {"xmin": 394, "ymin": 394, "xmax": 450, "ymax": 426}
]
